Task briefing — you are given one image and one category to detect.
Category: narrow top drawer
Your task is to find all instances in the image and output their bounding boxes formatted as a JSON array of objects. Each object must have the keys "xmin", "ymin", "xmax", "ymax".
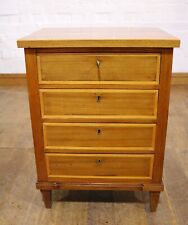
[{"xmin": 37, "ymin": 53, "xmax": 160, "ymax": 84}]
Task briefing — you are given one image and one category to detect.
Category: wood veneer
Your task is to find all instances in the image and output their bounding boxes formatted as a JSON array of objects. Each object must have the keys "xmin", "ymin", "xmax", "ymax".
[{"xmin": 17, "ymin": 28, "xmax": 180, "ymax": 212}]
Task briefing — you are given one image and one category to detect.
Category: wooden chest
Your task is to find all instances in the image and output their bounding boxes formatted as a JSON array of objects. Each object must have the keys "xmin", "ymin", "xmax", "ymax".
[{"xmin": 17, "ymin": 28, "xmax": 180, "ymax": 211}]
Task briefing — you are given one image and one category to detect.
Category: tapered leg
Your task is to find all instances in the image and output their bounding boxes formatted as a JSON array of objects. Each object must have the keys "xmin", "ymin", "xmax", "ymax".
[
  {"xmin": 150, "ymin": 191, "xmax": 160, "ymax": 212},
  {"xmin": 40, "ymin": 190, "xmax": 52, "ymax": 208}
]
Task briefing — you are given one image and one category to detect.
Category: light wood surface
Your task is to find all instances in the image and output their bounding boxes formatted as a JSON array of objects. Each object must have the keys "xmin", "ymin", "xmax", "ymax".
[
  {"xmin": 37, "ymin": 53, "xmax": 98, "ymax": 82},
  {"xmin": 17, "ymin": 27, "xmax": 180, "ymax": 48},
  {"xmin": 1, "ymin": 72, "xmax": 188, "ymax": 86},
  {"xmin": 40, "ymin": 89, "xmax": 158, "ymax": 122},
  {"xmin": 38, "ymin": 81, "xmax": 160, "ymax": 89},
  {"xmin": 153, "ymin": 49, "xmax": 173, "ymax": 183},
  {"xmin": 36, "ymin": 47, "xmax": 161, "ymax": 91},
  {"xmin": 37, "ymin": 53, "xmax": 160, "ymax": 83},
  {"xmin": 24, "ymin": 49, "xmax": 47, "ymax": 181},
  {"xmin": 43, "ymin": 123, "xmax": 156, "ymax": 152},
  {"xmin": 0, "ymin": 85, "xmax": 187, "ymax": 224},
  {"xmin": 17, "ymin": 28, "xmax": 180, "ymax": 211},
  {"xmin": 45, "ymin": 153, "xmax": 154, "ymax": 182}
]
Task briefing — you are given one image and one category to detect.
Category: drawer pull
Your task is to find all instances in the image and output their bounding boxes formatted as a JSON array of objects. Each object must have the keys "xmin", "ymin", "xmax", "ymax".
[
  {"xmin": 96, "ymin": 59, "xmax": 101, "ymax": 67},
  {"xmin": 97, "ymin": 129, "xmax": 101, "ymax": 134},
  {"xmin": 96, "ymin": 159, "xmax": 102, "ymax": 164}
]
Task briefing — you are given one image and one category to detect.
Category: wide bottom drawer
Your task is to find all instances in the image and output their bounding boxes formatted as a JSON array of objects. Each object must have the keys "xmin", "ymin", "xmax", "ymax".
[{"xmin": 46, "ymin": 153, "xmax": 154, "ymax": 182}]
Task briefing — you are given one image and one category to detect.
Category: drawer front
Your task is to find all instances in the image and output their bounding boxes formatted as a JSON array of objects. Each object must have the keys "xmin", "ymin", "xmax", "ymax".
[
  {"xmin": 40, "ymin": 89, "xmax": 158, "ymax": 121},
  {"xmin": 43, "ymin": 123, "xmax": 156, "ymax": 151},
  {"xmin": 37, "ymin": 53, "xmax": 160, "ymax": 83},
  {"xmin": 46, "ymin": 153, "xmax": 154, "ymax": 181}
]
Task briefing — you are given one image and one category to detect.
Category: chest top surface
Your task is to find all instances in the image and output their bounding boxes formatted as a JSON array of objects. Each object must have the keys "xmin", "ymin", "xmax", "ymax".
[{"xmin": 17, "ymin": 27, "xmax": 180, "ymax": 48}]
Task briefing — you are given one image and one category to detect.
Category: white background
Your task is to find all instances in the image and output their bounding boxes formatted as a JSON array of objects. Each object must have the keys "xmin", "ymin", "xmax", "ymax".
[{"xmin": 0, "ymin": 0, "xmax": 187, "ymax": 73}]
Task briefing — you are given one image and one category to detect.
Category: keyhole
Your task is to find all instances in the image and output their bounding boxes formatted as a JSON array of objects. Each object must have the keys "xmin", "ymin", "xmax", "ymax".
[
  {"xmin": 97, "ymin": 95, "xmax": 100, "ymax": 102},
  {"xmin": 96, "ymin": 159, "xmax": 102, "ymax": 164},
  {"xmin": 97, "ymin": 129, "xmax": 101, "ymax": 134}
]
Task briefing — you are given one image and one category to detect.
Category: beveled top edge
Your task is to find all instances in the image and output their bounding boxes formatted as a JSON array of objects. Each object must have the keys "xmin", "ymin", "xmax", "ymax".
[{"xmin": 17, "ymin": 27, "xmax": 180, "ymax": 48}]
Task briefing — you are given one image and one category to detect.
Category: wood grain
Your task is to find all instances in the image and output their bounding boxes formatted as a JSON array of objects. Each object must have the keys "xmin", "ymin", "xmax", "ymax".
[
  {"xmin": 36, "ymin": 181, "xmax": 164, "ymax": 191},
  {"xmin": 150, "ymin": 191, "xmax": 160, "ymax": 212},
  {"xmin": 38, "ymin": 81, "xmax": 159, "ymax": 90},
  {"xmin": 45, "ymin": 153, "xmax": 154, "ymax": 182},
  {"xmin": 40, "ymin": 190, "xmax": 52, "ymax": 208},
  {"xmin": 1, "ymin": 73, "xmax": 187, "ymax": 87},
  {"xmin": 24, "ymin": 49, "xmax": 47, "ymax": 181},
  {"xmin": 37, "ymin": 53, "xmax": 160, "ymax": 83},
  {"xmin": 40, "ymin": 89, "xmax": 158, "ymax": 122},
  {"xmin": 0, "ymin": 84, "xmax": 187, "ymax": 224},
  {"xmin": 43, "ymin": 123, "xmax": 156, "ymax": 152},
  {"xmin": 17, "ymin": 28, "xmax": 180, "ymax": 211},
  {"xmin": 17, "ymin": 27, "xmax": 180, "ymax": 48},
  {"xmin": 153, "ymin": 48, "xmax": 173, "ymax": 183}
]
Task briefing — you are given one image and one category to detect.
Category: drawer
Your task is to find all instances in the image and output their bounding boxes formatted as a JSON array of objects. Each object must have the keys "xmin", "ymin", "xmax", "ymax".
[
  {"xmin": 43, "ymin": 123, "xmax": 156, "ymax": 152},
  {"xmin": 45, "ymin": 153, "xmax": 154, "ymax": 182},
  {"xmin": 37, "ymin": 53, "xmax": 160, "ymax": 83},
  {"xmin": 40, "ymin": 89, "xmax": 158, "ymax": 122}
]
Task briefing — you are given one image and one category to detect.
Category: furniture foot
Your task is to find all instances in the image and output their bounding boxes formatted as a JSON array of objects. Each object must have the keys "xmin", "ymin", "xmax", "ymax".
[
  {"xmin": 40, "ymin": 190, "xmax": 52, "ymax": 208},
  {"xmin": 150, "ymin": 191, "xmax": 160, "ymax": 212}
]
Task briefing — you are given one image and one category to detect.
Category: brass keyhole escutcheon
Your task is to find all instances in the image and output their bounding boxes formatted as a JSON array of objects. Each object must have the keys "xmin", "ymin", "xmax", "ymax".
[
  {"xmin": 96, "ymin": 59, "xmax": 101, "ymax": 67},
  {"xmin": 96, "ymin": 58, "xmax": 101, "ymax": 81}
]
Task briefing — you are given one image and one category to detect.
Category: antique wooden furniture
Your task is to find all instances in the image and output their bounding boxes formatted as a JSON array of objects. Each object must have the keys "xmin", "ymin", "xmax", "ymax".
[{"xmin": 17, "ymin": 28, "xmax": 180, "ymax": 211}]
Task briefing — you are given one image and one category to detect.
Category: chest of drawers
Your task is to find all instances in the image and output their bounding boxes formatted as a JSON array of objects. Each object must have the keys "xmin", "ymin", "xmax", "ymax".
[{"xmin": 17, "ymin": 28, "xmax": 180, "ymax": 211}]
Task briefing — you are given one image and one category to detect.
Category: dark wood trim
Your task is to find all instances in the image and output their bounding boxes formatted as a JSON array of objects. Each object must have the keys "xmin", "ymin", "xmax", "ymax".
[
  {"xmin": 40, "ymin": 190, "xmax": 52, "ymax": 208},
  {"xmin": 24, "ymin": 49, "xmax": 48, "ymax": 181},
  {"xmin": 150, "ymin": 191, "xmax": 160, "ymax": 212},
  {"xmin": 36, "ymin": 47, "xmax": 164, "ymax": 53},
  {"xmin": 153, "ymin": 48, "xmax": 173, "ymax": 182},
  {"xmin": 36, "ymin": 181, "xmax": 164, "ymax": 192}
]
